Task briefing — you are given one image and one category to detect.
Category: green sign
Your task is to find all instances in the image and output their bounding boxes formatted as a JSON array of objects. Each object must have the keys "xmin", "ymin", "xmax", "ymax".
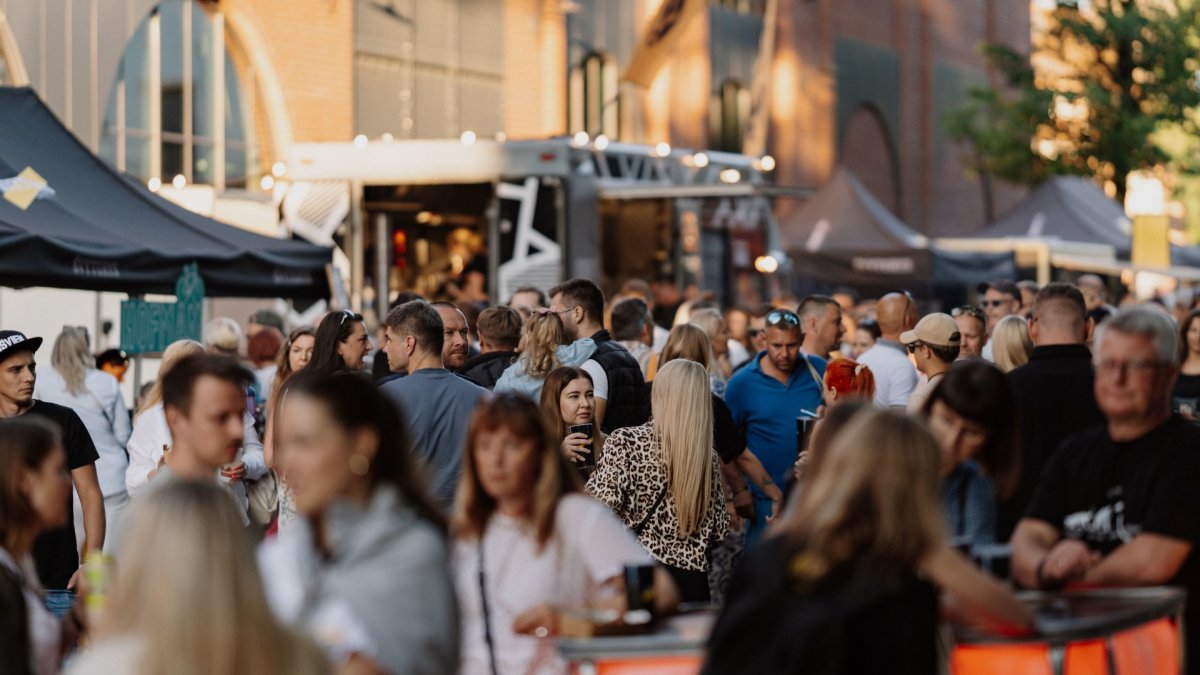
[{"xmin": 120, "ymin": 263, "xmax": 205, "ymax": 354}]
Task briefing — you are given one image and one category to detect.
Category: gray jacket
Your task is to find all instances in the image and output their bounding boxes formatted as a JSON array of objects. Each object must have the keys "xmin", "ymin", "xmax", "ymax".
[{"xmin": 259, "ymin": 485, "xmax": 458, "ymax": 674}]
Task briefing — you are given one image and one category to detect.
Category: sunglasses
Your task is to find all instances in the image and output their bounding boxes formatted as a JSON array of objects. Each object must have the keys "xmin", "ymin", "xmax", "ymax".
[
  {"xmin": 748, "ymin": 328, "xmax": 764, "ymax": 338},
  {"xmin": 982, "ymin": 299, "xmax": 1015, "ymax": 308},
  {"xmin": 766, "ymin": 309, "xmax": 800, "ymax": 327},
  {"xmin": 905, "ymin": 341, "xmax": 924, "ymax": 354}
]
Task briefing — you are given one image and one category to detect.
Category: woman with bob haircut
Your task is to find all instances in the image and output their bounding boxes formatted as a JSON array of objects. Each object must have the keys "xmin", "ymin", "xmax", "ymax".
[
  {"xmin": 920, "ymin": 360, "xmax": 1021, "ymax": 546},
  {"xmin": 0, "ymin": 417, "xmax": 83, "ymax": 675},
  {"xmin": 991, "ymin": 314, "xmax": 1033, "ymax": 374},
  {"xmin": 452, "ymin": 393, "xmax": 673, "ymax": 675},
  {"xmin": 821, "ymin": 358, "xmax": 876, "ymax": 404},
  {"xmin": 704, "ymin": 409, "xmax": 1031, "ymax": 673},
  {"xmin": 495, "ymin": 312, "xmax": 596, "ymax": 399},
  {"xmin": 66, "ymin": 481, "xmax": 326, "ymax": 675},
  {"xmin": 261, "ymin": 371, "xmax": 457, "ymax": 674},
  {"xmin": 588, "ymin": 359, "xmax": 729, "ymax": 603}
]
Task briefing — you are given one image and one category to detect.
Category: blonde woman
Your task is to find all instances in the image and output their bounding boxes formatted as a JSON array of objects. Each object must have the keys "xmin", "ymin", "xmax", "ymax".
[
  {"xmin": 35, "ymin": 326, "xmax": 132, "ymax": 553},
  {"xmin": 689, "ymin": 308, "xmax": 734, "ymax": 390},
  {"xmin": 124, "ymin": 340, "xmax": 267, "ymax": 515},
  {"xmin": 704, "ymin": 409, "xmax": 1031, "ymax": 672},
  {"xmin": 494, "ymin": 312, "xmax": 596, "ymax": 399},
  {"xmin": 992, "ymin": 314, "xmax": 1033, "ymax": 373},
  {"xmin": 587, "ymin": 359, "xmax": 729, "ymax": 603},
  {"xmin": 67, "ymin": 481, "xmax": 327, "ymax": 675}
]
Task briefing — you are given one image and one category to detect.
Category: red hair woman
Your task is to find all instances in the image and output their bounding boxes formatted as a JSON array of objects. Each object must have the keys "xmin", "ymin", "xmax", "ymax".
[{"xmin": 822, "ymin": 358, "xmax": 876, "ymax": 404}]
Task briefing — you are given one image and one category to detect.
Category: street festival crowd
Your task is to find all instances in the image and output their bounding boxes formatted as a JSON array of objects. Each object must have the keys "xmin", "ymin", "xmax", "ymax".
[{"xmin": 5, "ymin": 272, "xmax": 1200, "ymax": 673}]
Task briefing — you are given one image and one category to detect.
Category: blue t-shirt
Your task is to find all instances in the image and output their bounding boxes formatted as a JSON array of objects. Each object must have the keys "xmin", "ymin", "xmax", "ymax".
[{"xmin": 725, "ymin": 352, "xmax": 826, "ymax": 497}]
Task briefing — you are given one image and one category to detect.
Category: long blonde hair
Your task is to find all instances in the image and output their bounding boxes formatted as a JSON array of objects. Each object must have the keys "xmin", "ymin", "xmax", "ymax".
[
  {"xmin": 992, "ymin": 314, "xmax": 1033, "ymax": 374},
  {"xmin": 50, "ymin": 326, "xmax": 92, "ymax": 395},
  {"xmin": 521, "ymin": 312, "xmax": 567, "ymax": 378},
  {"xmin": 136, "ymin": 339, "xmax": 205, "ymax": 418},
  {"xmin": 651, "ymin": 360, "xmax": 714, "ymax": 538},
  {"xmin": 103, "ymin": 481, "xmax": 326, "ymax": 675},
  {"xmin": 781, "ymin": 409, "xmax": 944, "ymax": 583}
]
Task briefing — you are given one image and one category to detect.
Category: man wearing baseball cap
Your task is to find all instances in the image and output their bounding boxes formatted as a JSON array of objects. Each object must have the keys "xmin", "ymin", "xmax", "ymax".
[
  {"xmin": 901, "ymin": 314, "xmax": 962, "ymax": 413},
  {"xmin": 0, "ymin": 330, "xmax": 105, "ymax": 615}
]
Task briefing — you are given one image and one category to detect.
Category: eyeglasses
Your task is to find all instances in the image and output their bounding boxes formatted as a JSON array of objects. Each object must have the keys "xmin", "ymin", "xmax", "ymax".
[
  {"xmin": 1095, "ymin": 359, "xmax": 1166, "ymax": 376},
  {"xmin": 766, "ymin": 309, "xmax": 800, "ymax": 328},
  {"xmin": 338, "ymin": 309, "xmax": 362, "ymax": 327}
]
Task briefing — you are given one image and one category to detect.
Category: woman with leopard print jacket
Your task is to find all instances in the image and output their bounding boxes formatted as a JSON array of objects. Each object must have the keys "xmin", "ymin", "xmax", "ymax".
[{"xmin": 587, "ymin": 360, "xmax": 729, "ymax": 603}]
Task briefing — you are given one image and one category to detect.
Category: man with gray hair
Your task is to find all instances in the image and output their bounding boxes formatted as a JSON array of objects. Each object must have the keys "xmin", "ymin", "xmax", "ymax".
[
  {"xmin": 380, "ymin": 300, "xmax": 486, "ymax": 507},
  {"xmin": 1012, "ymin": 305, "xmax": 1200, "ymax": 668}
]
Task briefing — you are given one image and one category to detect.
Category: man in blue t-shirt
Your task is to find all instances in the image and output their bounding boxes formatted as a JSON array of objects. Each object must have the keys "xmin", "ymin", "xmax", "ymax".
[{"xmin": 725, "ymin": 309, "xmax": 826, "ymax": 544}]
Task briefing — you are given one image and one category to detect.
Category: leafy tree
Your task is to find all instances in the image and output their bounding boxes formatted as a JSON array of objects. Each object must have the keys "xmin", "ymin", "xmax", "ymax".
[{"xmin": 946, "ymin": 0, "xmax": 1200, "ymax": 219}]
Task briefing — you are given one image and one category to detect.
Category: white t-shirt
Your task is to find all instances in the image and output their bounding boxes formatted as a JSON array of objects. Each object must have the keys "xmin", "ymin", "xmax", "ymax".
[
  {"xmin": 857, "ymin": 341, "xmax": 919, "ymax": 408},
  {"xmin": 0, "ymin": 549, "xmax": 59, "ymax": 675},
  {"xmin": 581, "ymin": 359, "xmax": 610, "ymax": 400},
  {"xmin": 453, "ymin": 494, "xmax": 651, "ymax": 675}
]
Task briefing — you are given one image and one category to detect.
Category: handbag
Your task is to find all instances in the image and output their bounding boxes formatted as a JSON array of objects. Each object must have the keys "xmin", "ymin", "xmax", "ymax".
[{"xmin": 245, "ymin": 469, "xmax": 279, "ymax": 527}]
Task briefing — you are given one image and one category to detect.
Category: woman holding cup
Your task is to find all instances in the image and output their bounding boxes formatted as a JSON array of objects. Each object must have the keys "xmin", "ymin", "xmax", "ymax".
[{"xmin": 540, "ymin": 367, "xmax": 602, "ymax": 474}]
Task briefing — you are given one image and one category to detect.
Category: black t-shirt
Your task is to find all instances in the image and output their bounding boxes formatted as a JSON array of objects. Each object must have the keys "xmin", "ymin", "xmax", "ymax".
[
  {"xmin": 23, "ymin": 401, "xmax": 99, "ymax": 590},
  {"xmin": 1027, "ymin": 415, "xmax": 1200, "ymax": 669},
  {"xmin": 1172, "ymin": 373, "xmax": 1200, "ymax": 410},
  {"xmin": 703, "ymin": 535, "xmax": 938, "ymax": 675}
]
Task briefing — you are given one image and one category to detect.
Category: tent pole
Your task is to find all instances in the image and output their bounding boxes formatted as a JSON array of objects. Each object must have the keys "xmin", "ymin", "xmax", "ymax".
[
  {"xmin": 350, "ymin": 179, "xmax": 365, "ymax": 313},
  {"xmin": 375, "ymin": 212, "xmax": 389, "ymax": 322}
]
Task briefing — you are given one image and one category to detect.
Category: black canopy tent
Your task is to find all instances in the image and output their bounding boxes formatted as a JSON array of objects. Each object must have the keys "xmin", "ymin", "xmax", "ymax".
[
  {"xmin": 778, "ymin": 167, "xmax": 1016, "ymax": 298},
  {"xmin": 0, "ymin": 87, "xmax": 331, "ymax": 298},
  {"xmin": 967, "ymin": 176, "xmax": 1132, "ymax": 257}
]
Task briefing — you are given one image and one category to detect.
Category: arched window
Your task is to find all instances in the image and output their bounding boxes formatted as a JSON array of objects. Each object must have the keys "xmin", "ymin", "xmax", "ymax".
[
  {"xmin": 99, "ymin": 0, "xmax": 259, "ymax": 190},
  {"xmin": 569, "ymin": 51, "xmax": 619, "ymax": 138},
  {"xmin": 710, "ymin": 79, "xmax": 750, "ymax": 153}
]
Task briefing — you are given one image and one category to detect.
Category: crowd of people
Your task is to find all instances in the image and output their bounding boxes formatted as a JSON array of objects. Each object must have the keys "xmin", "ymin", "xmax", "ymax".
[{"xmin": 4, "ymin": 271, "xmax": 1200, "ymax": 674}]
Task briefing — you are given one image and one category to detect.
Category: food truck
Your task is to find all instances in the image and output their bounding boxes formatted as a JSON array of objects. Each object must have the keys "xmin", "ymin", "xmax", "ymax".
[{"xmin": 282, "ymin": 136, "xmax": 792, "ymax": 318}]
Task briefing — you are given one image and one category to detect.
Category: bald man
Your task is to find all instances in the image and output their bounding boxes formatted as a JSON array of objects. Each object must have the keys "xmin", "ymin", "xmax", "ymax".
[
  {"xmin": 996, "ymin": 283, "xmax": 1104, "ymax": 541},
  {"xmin": 855, "ymin": 292, "xmax": 919, "ymax": 408}
]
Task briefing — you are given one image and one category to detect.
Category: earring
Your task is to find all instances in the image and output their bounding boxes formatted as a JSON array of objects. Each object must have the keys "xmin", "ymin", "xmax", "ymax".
[{"xmin": 348, "ymin": 454, "xmax": 370, "ymax": 477}]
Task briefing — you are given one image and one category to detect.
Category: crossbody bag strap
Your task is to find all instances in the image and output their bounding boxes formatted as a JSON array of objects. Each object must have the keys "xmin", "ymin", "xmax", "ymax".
[
  {"xmin": 477, "ymin": 534, "xmax": 501, "ymax": 675},
  {"xmin": 802, "ymin": 356, "xmax": 826, "ymax": 405},
  {"xmin": 634, "ymin": 484, "xmax": 670, "ymax": 537}
]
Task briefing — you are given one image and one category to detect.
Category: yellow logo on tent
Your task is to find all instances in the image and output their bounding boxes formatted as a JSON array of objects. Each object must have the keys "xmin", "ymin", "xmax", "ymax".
[{"xmin": 2, "ymin": 167, "xmax": 53, "ymax": 211}]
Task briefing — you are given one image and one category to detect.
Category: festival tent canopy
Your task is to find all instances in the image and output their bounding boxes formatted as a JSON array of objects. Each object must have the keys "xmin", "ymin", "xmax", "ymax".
[
  {"xmin": 778, "ymin": 167, "xmax": 1016, "ymax": 295},
  {"xmin": 0, "ymin": 87, "xmax": 331, "ymax": 298}
]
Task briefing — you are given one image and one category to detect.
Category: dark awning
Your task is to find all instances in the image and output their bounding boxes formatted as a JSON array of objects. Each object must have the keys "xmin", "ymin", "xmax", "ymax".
[
  {"xmin": 779, "ymin": 167, "xmax": 1016, "ymax": 296},
  {"xmin": 0, "ymin": 87, "xmax": 331, "ymax": 298}
]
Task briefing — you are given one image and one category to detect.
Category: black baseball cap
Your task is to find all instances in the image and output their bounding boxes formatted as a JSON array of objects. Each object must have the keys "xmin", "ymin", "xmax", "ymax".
[{"xmin": 0, "ymin": 331, "xmax": 43, "ymax": 363}]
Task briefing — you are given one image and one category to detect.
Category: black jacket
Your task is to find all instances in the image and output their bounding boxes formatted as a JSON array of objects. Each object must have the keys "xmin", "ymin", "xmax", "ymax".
[
  {"xmin": 590, "ymin": 329, "xmax": 651, "ymax": 434},
  {"xmin": 997, "ymin": 343, "xmax": 1104, "ymax": 541},
  {"xmin": 458, "ymin": 351, "xmax": 517, "ymax": 391}
]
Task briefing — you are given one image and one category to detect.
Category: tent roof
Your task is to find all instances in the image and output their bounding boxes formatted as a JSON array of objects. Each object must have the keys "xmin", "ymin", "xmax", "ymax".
[
  {"xmin": 0, "ymin": 87, "xmax": 331, "ymax": 298},
  {"xmin": 778, "ymin": 167, "xmax": 1015, "ymax": 292},
  {"xmin": 969, "ymin": 176, "xmax": 1131, "ymax": 255}
]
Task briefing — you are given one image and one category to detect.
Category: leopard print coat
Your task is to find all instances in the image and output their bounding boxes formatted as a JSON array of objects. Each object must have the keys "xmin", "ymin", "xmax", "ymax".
[{"xmin": 586, "ymin": 423, "xmax": 730, "ymax": 572}]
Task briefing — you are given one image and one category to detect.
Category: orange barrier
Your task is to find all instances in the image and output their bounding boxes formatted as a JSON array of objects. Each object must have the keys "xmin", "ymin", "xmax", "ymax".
[
  {"xmin": 952, "ymin": 618, "xmax": 1180, "ymax": 675},
  {"xmin": 569, "ymin": 655, "xmax": 702, "ymax": 675}
]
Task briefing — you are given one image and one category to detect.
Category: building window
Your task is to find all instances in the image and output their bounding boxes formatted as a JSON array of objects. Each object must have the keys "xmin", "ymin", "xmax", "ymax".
[
  {"xmin": 99, "ymin": 0, "xmax": 259, "ymax": 190},
  {"xmin": 710, "ymin": 79, "xmax": 750, "ymax": 153},
  {"xmin": 569, "ymin": 51, "xmax": 619, "ymax": 139}
]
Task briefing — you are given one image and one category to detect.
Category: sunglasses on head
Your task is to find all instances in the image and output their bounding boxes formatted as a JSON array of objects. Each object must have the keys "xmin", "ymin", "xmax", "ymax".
[
  {"xmin": 338, "ymin": 309, "xmax": 363, "ymax": 327},
  {"xmin": 766, "ymin": 309, "xmax": 800, "ymax": 328},
  {"xmin": 951, "ymin": 305, "xmax": 985, "ymax": 320}
]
